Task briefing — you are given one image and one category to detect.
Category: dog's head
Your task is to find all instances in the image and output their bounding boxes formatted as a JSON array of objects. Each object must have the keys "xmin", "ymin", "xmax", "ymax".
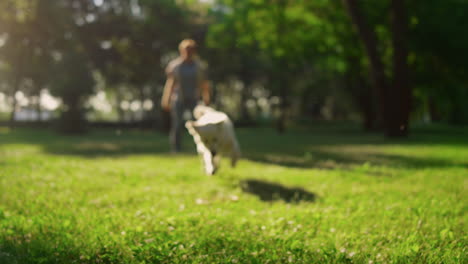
[{"xmin": 193, "ymin": 105, "xmax": 216, "ymax": 120}]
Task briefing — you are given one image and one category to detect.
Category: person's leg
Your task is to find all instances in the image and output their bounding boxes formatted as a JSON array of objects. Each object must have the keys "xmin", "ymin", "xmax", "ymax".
[
  {"xmin": 187, "ymin": 99, "xmax": 198, "ymax": 120},
  {"xmin": 170, "ymin": 100, "xmax": 183, "ymax": 152}
]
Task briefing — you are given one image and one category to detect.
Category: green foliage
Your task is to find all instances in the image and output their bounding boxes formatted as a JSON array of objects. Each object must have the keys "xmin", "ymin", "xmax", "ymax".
[
  {"xmin": 51, "ymin": 53, "xmax": 95, "ymax": 102},
  {"xmin": 0, "ymin": 0, "xmax": 467, "ymax": 130},
  {"xmin": 0, "ymin": 124, "xmax": 466, "ymax": 263},
  {"xmin": 409, "ymin": 0, "xmax": 468, "ymax": 124},
  {"xmin": 49, "ymin": 50, "xmax": 95, "ymax": 133}
]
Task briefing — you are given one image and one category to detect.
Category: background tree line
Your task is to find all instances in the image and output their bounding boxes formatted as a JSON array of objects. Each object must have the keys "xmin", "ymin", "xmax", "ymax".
[{"xmin": 0, "ymin": 0, "xmax": 466, "ymax": 136}]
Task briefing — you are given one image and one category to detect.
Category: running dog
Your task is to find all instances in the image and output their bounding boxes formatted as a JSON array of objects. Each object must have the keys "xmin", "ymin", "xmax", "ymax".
[{"xmin": 185, "ymin": 105, "xmax": 241, "ymax": 175}]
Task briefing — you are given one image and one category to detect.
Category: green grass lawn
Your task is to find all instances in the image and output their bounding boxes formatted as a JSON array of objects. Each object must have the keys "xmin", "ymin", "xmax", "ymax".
[{"xmin": 0, "ymin": 124, "xmax": 466, "ymax": 263}]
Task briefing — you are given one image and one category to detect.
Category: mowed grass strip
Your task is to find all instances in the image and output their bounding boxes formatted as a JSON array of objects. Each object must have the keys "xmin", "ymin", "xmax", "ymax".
[{"xmin": 0, "ymin": 124, "xmax": 466, "ymax": 263}]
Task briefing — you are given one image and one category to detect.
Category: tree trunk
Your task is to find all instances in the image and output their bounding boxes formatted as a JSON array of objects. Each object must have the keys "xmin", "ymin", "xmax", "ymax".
[
  {"xmin": 389, "ymin": 0, "xmax": 410, "ymax": 137},
  {"xmin": 239, "ymin": 79, "xmax": 251, "ymax": 123},
  {"xmin": 275, "ymin": 0, "xmax": 287, "ymax": 134},
  {"xmin": 345, "ymin": 55, "xmax": 378, "ymax": 131},
  {"xmin": 139, "ymin": 88, "xmax": 146, "ymax": 129},
  {"xmin": 342, "ymin": 0, "xmax": 389, "ymax": 129},
  {"xmin": 428, "ymin": 96, "xmax": 441, "ymax": 122},
  {"xmin": 276, "ymin": 74, "xmax": 287, "ymax": 133},
  {"xmin": 9, "ymin": 55, "xmax": 25, "ymax": 126},
  {"xmin": 343, "ymin": 0, "xmax": 411, "ymax": 137},
  {"xmin": 34, "ymin": 83, "xmax": 43, "ymax": 122},
  {"xmin": 9, "ymin": 75, "xmax": 22, "ymax": 127},
  {"xmin": 115, "ymin": 87, "xmax": 125, "ymax": 123},
  {"xmin": 59, "ymin": 99, "xmax": 86, "ymax": 134},
  {"xmin": 36, "ymin": 93, "xmax": 42, "ymax": 122},
  {"xmin": 356, "ymin": 78, "xmax": 378, "ymax": 131},
  {"xmin": 342, "ymin": 0, "xmax": 389, "ymax": 125}
]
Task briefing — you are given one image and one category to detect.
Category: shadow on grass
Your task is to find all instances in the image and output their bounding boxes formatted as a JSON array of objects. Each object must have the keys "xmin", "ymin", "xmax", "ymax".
[
  {"xmin": 236, "ymin": 127, "xmax": 468, "ymax": 170},
  {"xmin": 240, "ymin": 179, "xmax": 316, "ymax": 203},
  {"xmin": 45, "ymin": 140, "xmax": 171, "ymax": 157},
  {"xmin": 0, "ymin": 238, "xmax": 147, "ymax": 264},
  {"xmin": 0, "ymin": 239, "xmax": 82, "ymax": 264},
  {"xmin": 246, "ymin": 149, "xmax": 468, "ymax": 170},
  {"xmin": 1, "ymin": 125, "xmax": 467, "ymax": 170},
  {"xmin": 0, "ymin": 128, "xmax": 179, "ymax": 157}
]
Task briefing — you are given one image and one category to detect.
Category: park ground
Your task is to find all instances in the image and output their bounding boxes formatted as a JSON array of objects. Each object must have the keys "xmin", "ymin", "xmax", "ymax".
[{"xmin": 0, "ymin": 123, "xmax": 466, "ymax": 263}]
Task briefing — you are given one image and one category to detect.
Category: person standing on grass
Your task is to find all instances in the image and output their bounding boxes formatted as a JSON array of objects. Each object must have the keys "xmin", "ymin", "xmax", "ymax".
[{"xmin": 161, "ymin": 39, "xmax": 210, "ymax": 153}]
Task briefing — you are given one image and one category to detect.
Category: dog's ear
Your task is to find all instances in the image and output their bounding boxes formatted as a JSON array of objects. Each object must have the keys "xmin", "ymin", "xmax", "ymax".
[{"xmin": 193, "ymin": 105, "xmax": 211, "ymax": 120}]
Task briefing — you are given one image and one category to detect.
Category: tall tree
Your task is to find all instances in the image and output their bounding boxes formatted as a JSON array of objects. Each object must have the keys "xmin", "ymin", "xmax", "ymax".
[
  {"xmin": 409, "ymin": 0, "xmax": 468, "ymax": 125},
  {"xmin": 50, "ymin": 49, "xmax": 95, "ymax": 133},
  {"xmin": 389, "ymin": 0, "xmax": 410, "ymax": 136},
  {"xmin": 342, "ymin": 0, "xmax": 411, "ymax": 137}
]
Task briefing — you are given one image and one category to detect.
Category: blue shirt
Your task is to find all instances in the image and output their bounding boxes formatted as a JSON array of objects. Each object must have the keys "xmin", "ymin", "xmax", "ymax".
[{"xmin": 166, "ymin": 58, "xmax": 206, "ymax": 103}]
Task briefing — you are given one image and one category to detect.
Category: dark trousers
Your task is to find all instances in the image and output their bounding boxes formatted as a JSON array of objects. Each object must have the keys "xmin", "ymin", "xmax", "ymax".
[{"xmin": 170, "ymin": 98, "xmax": 197, "ymax": 152}]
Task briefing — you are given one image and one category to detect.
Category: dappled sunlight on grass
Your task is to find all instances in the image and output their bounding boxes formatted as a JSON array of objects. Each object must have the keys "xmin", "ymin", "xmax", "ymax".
[
  {"xmin": 76, "ymin": 142, "xmax": 121, "ymax": 151},
  {"xmin": 237, "ymin": 126, "xmax": 468, "ymax": 170},
  {"xmin": 0, "ymin": 125, "xmax": 466, "ymax": 263}
]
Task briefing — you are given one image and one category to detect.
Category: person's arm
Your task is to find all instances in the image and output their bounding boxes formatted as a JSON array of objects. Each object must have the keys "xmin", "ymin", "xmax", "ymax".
[
  {"xmin": 201, "ymin": 80, "xmax": 210, "ymax": 105},
  {"xmin": 161, "ymin": 76, "xmax": 175, "ymax": 111},
  {"xmin": 198, "ymin": 61, "xmax": 210, "ymax": 105}
]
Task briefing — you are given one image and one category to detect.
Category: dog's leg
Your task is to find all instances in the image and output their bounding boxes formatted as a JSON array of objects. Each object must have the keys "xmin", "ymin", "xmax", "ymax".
[
  {"xmin": 230, "ymin": 140, "xmax": 241, "ymax": 167},
  {"xmin": 202, "ymin": 150, "xmax": 215, "ymax": 175},
  {"xmin": 230, "ymin": 153, "xmax": 238, "ymax": 168},
  {"xmin": 212, "ymin": 151, "xmax": 221, "ymax": 174}
]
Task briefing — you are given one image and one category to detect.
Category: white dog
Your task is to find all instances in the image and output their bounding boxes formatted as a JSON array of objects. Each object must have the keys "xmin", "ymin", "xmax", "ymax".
[{"xmin": 185, "ymin": 105, "xmax": 241, "ymax": 175}]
